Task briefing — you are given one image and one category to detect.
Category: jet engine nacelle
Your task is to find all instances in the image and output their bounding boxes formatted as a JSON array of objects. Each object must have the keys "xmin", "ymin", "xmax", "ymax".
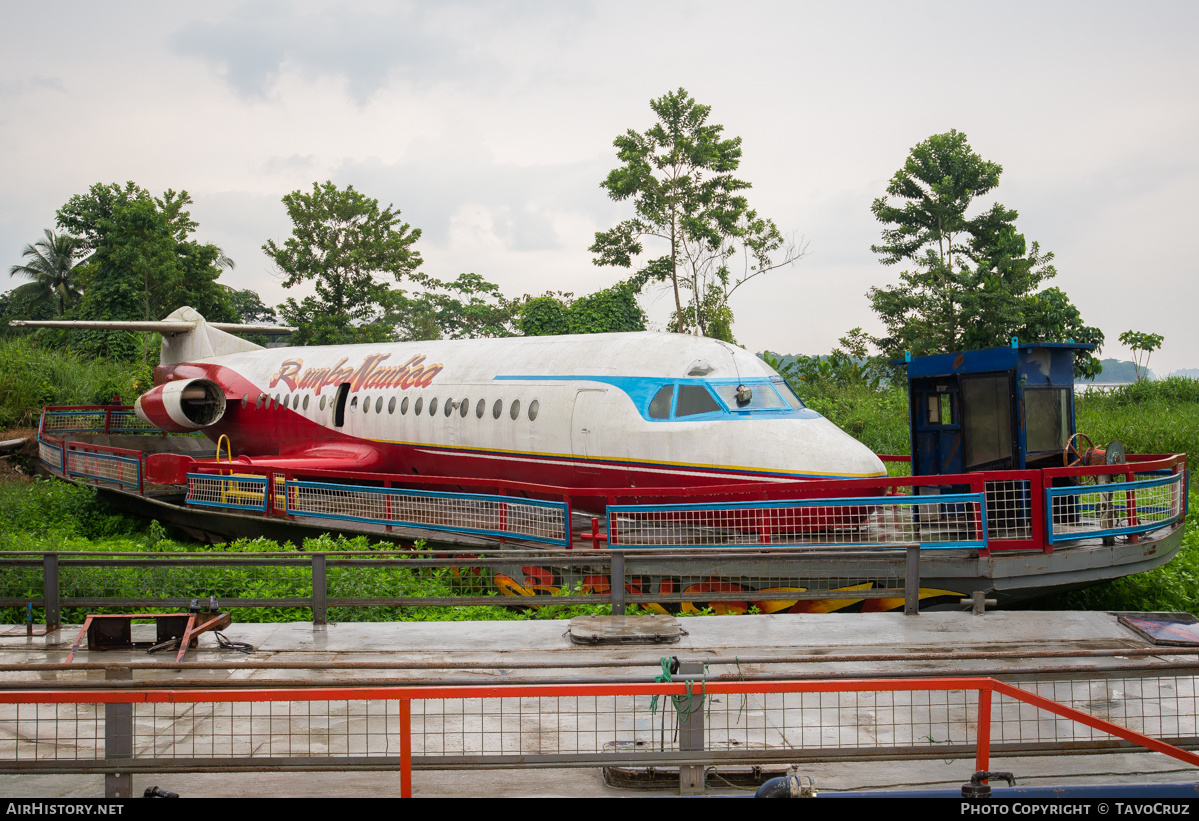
[{"xmin": 134, "ymin": 378, "xmax": 228, "ymax": 433}]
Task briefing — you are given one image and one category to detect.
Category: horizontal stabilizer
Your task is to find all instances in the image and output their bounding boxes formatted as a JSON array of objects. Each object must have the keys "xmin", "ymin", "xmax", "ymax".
[{"xmin": 12, "ymin": 306, "xmax": 296, "ymax": 364}]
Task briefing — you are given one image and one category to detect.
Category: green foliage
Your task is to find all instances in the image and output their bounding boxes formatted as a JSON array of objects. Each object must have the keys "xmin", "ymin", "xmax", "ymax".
[
  {"xmin": 1118, "ymin": 330, "xmax": 1164, "ymax": 383},
  {"xmin": 54, "ymin": 182, "xmax": 237, "ymax": 359},
  {"xmin": 762, "ymin": 346, "xmax": 910, "ymax": 456},
  {"xmin": 8, "ymin": 230, "xmax": 87, "ymax": 317},
  {"xmin": 386, "ymin": 272, "xmax": 519, "ymax": 341},
  {"xmin": 1075, "ymin": 377, "xmax": 1199, "ymax": 458},
  {"xmin": 868, "ymin": 131, "xmax": 1102, "ymax": 377},
  {"xmin": 518, "ymin": 281, "xmax": 647, "ymax": 336},
  {"xmin": 591, "ymin": 87, "xmax": 800, "ymax": 337},
  {"xmin": 1032, "ymin": 491, "xmax": 1199, "ymax": 614},
  {"xmin": 0, "ymin": 478, "xmax": 145, "ymax": 541},
  {"xmin": 266, "ymin": 181, "xmax": 422, "ymax": 345},
  {"xmin": 0, "ymin": 338, "xmax": 151, "ymax": 428}
]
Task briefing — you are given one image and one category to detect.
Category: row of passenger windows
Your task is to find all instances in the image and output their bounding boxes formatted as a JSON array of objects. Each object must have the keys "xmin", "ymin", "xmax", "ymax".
[{"xmin": 242, "ymin": 391, "xmax": 541, "ymax": 421}]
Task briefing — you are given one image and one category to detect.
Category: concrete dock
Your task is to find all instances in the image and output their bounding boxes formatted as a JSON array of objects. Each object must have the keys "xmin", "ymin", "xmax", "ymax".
[{"xmin": 3, "ymin": 611, "xmax": 1199, "ymax": 798}]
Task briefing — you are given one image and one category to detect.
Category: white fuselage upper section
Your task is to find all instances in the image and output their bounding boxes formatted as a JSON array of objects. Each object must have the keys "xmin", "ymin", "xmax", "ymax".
[{"xmin": 171, "ymin": 332, "xmax": 887, "ymax": 482}]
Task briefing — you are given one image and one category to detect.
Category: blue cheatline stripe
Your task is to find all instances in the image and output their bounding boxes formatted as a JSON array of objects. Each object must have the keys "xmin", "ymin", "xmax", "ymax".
[
  {"xmin": 185, "ymin": 473, "xmax": 268, "ymax": 512},
  {"xmin": 284, "ymin": 480, "xmax": 570, "ymax": 546},
  {"xmin": 1044, "ymin": 472, "xmax": 1183, "ymax": 544},
  {"xmin": 66, "ymin": 451, "xmax": 141, "ymax": 489},
  {"xmin": 607, "ymin": 492, "xmax": 987, "ymax": 551}
]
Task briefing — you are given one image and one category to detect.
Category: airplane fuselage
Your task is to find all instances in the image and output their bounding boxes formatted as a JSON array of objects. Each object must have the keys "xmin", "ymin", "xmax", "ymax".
[{"xmin": 137, "ymin": 332, "xmax": 888, "ymax": 493}]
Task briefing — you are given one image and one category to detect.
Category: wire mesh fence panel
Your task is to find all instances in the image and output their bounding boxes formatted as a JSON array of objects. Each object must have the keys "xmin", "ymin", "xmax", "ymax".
[
  {"xmin": 995, "ymin": 675, "xmax": 1199, "ymax": 747},
  {"xmin": 0, "ymin": 562, "xmax": 43, "ymax": 603},
  {"xmin": 186, "ymin": 474, "xmax": 268, "ymax": 512},
  {"xmin": 985, "ymin": 480, "xmax": 1032, "ymax": 540},
  {"xmin": 40, "ymin": 412, "xmax": 109, "ymax": 434},
  {"xmin": 620, "ymin": 552, "xmax": 910, "ymax": 614},
  {"xmin": 105, "ymin": 411, "xmax": 161, "ymax": 433},
  {"xmin": 54, "ymin": 561, "xmax": 313, "ymax": 606},
  {"xmin": 5, "ymin": 674, "xmax": 1199, "ymax": 774},
  {"xmin": 1046, "ymin": 473, "xmax": 1183, "ymax": 544},
  {"xmin": 609, "ymin": 494, "xmax": 985, "ymax": 551},
  {"xmin": 38, "ymin": 441, "xmax": 63, "ymax": 471},
  {"xmin": 286, "ymin": 481, "xmax": 570, "ymax": 545},
  {"xmin": 65, "ymin": 450, "xmax": 140, "ymax": 488}
]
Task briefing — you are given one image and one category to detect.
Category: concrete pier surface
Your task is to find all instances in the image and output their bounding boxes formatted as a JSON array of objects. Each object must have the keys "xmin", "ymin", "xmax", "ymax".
[{"xmin": 3, "ymin": 611, "xmax": 1199, "ymax": 798}]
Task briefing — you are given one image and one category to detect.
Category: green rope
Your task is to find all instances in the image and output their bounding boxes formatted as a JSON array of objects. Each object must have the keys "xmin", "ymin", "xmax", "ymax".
[{"xmin": 650, "ymin": 656, "xmax": 706, "ymax": 718}]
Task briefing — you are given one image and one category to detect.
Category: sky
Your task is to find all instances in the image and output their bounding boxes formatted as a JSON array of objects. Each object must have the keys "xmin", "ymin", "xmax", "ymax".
[{"xmin": 2, "ymin": 1, "xmax": 1196, "ymax": 374}]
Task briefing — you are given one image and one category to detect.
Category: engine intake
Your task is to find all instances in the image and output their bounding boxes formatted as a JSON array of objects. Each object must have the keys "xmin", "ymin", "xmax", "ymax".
[{"xmin": 134, "ymin": 378, "xmax": 228, "ymax": 432}]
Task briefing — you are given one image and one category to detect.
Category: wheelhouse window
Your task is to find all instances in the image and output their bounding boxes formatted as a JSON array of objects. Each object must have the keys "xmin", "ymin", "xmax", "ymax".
[
  {"xmin": 648, "ymin": 385, "xmax": 674, "ymax": 419},
  {"xmin": 1025, "ymin": 388, "xmax": 1070, "ymax": 453},
  {"xmin": 676, "ymin": 385, "xmax": 721, "ymax": 417},
  {"xmin": 712, "ymin": 382, "xmax": 787, "ymax": 411},
  {"xmin": 773, "ymin": 377, "xmax": 806, "ymax": 410}
]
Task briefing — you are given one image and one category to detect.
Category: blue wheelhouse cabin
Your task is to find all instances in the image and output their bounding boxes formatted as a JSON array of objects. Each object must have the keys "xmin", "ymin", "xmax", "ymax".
[{"xmin": 900, "ymin": 341, "xmax": 1094, "ymax": 478}]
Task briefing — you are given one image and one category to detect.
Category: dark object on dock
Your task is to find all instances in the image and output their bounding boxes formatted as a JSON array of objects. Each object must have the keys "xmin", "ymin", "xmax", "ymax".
[
  {"xmin": 143, "ymin": 786, "xmax": 180, "ymax": 798},
  {"xmin": 569, "ymin": 614, "xmax": 683, "ymax": 645},
  {"xmin": 65, "ymin": 603, "xmax": 233, "ymax": 663},
  {"xmin": 961, "ymin": 770, "xmax": 1016, "ymax": 799}
]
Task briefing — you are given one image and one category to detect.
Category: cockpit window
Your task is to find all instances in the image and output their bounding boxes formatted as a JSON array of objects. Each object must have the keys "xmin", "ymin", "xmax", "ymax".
[
  {"xmin": 648, "ymin": 384, "xmax": 674, "ymax": 419},
  {"xmin": 772, "ymin": 377, "xmax": 806, "ymax": 410},
  {"xmin": 676, "ymin": 384, "xmax": 721, "ymax": 417},
  {"xmin": 713, "ymin": 382, "xmax": 788, "ymax": 411}
]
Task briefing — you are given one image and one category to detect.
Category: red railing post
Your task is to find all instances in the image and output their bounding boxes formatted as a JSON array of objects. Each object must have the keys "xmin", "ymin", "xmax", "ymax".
[
  {"xmin": 384, "ymin": 480, "xmax": 393, "ymax": 533},
  {"xmin": 400, "ymin": 697, "xmax": 412, "ymax": 798},
  {"xmin": 1126, "ymin": 469, "xmax": 1140, "ymax": 543},
  {"xmin": 975, "ymin": 686, "xmax": 992, "ymax": 774}
]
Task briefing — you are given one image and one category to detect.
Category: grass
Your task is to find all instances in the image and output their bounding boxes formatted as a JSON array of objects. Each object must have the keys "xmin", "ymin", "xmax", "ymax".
[{"xmin": 0, "ymin": 337, "xmax": 151, "ymax": 429}]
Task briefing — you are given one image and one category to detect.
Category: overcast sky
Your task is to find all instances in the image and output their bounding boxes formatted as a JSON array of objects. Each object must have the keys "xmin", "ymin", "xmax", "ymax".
[{"xmin": 2, "ymin": 1, "xmax": 1196, "ymax": 373}]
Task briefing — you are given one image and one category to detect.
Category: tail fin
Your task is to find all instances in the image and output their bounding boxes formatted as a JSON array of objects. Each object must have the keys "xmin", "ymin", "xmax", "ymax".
[{"xmin": 10, "ymin": 306, "xmax": 295, "ymax": 364}]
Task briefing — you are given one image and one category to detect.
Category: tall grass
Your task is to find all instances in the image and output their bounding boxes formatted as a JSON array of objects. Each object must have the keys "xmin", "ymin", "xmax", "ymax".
[
  {"xmin": 0, "ymin": 338, "xmax": 150, "ymax": 429},
  {"xmin": 1076, "ymin": 377, "xmax": 1199, "ymax": 458}
]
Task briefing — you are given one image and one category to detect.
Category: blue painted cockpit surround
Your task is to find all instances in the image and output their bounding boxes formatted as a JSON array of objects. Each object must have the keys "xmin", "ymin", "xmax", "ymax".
[{"xmin": 493, "ymin": 375, "xmax": 822, "ymax": 422}]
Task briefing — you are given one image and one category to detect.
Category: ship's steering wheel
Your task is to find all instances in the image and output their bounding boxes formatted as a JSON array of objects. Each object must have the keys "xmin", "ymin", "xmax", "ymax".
[{"xmin": 1063, "ymin": 432, "xmax": 1096, "ymax": 467}]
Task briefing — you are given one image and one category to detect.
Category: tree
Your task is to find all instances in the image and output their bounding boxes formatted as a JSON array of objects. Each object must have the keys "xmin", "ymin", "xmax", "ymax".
[
  {"xmin": 8, "ymin": 230, "xmax": 88, "ymax": 317},
  {"xmin": 384, "ymin": 272, "xmax": 520, "ymax": 341},
  {"xmin": 224, "ymin": 287, "xmax": 278, "ymax": 325},
  {"xmin": 1118, "ymin": 330, "xmax": 1163, "ymax": 382},
  {"xmin": 55, "ymin": 182, "xmax": 238, "ymax": 358},
  {"xmin": 518, "ymin": 281, "xmax": 647, "ymax": 336},
  {"xmin": 265, "ymin": 181, "xmax": 422, "ymax": 345},
  {"xmin": 867, "ymin": 131, "xmax": 1103, "ymax": 377},
  {"xmin": 591, "ymin": 88, "xmax": 802, "ymax": 339}
]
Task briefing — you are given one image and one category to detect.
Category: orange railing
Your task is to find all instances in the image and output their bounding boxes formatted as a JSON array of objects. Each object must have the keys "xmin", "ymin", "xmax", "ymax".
[{"xmin": 3, "ymin": 676, "xmax": 1197, "ymax": 797}]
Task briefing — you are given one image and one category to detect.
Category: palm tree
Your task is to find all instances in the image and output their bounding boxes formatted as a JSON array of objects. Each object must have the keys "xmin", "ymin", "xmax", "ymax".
[{"xmin": 8, "ymin": 230, "xmax": 88, "ymax": 316}]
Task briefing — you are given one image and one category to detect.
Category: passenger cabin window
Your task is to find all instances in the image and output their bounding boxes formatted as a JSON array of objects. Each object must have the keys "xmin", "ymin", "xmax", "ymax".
[
  {"xmin": 428, "ymin": 397, "xmax": 438, "ymax": 416},
  {"xmin": 648, "ymin": 385, "xmax": 674, "ymax": 419},
  {"xmin": 676, "ymin": 385, "xmax": 721, "ymax": 417}
]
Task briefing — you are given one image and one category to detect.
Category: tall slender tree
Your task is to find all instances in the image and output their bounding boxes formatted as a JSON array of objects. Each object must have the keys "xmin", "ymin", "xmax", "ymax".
[
  {"xmin": 8, "ymin": 229, "xmax": 87, "ymax": 316},
  {"xmin": 591, "ymin": 88, "xmax": 802, "ymax": 339},
  {"xmin": 266, "ymin": 181, "xmax": 423, "ymax": 345},
  {"xmin": 868, "ymin": 131, "xmax": 1103, "ymax": 376}
]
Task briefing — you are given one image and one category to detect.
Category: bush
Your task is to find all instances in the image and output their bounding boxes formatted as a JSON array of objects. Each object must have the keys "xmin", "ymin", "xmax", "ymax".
[{"xmin": 0, "ymin": 338, "xmax": 151, "ymax": 428}]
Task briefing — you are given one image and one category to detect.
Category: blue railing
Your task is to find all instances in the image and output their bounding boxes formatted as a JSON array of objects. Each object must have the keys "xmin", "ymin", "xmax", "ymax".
[
  {"xmin": 1045, "ymin": 472, "xmax": 1184, "ymax": 545},
  {"xmin": 607, "ymin": 493, "xmax": 988, "ymax": 551}
]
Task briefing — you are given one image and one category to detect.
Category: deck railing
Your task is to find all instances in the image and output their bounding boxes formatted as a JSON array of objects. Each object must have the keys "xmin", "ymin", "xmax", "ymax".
[
  {"xmin": 3, "ymin": 674, "xmax": 1197, "ymax": 797},
  {"xmin": 36, "ymin": 406, "xmax": 1188, "ymax": 555}
]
